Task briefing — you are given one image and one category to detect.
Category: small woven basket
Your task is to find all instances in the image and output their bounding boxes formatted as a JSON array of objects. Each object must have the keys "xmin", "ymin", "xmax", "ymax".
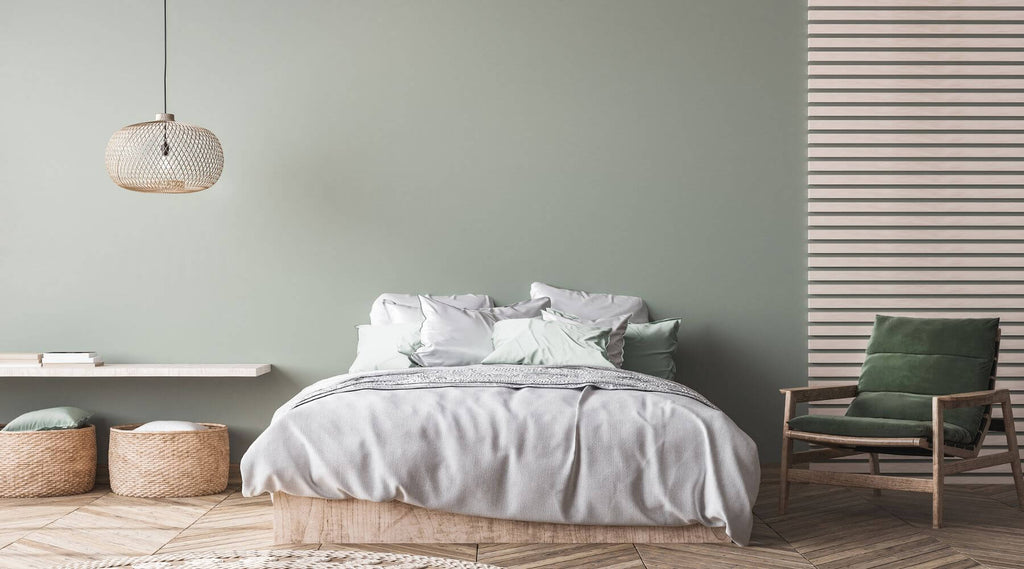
[
  {"xmin": 0, "ymin": 424, "xmax": 96, "ymax": 497},
  {"xmin": 109, "ymin": 423, "xmax": 229, "ymax": 498}
]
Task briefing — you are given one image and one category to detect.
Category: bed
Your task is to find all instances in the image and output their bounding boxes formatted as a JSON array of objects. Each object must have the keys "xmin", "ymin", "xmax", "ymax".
[{"xmin": 241, "ymin": 364, "xmax": 760, "ymax": 545}]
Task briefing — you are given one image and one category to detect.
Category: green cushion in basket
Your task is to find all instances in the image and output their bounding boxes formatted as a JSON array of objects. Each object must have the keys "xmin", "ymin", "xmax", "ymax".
[{"xmin": 1, "ymin": 406, "xmax": 91, "ymax": 432}]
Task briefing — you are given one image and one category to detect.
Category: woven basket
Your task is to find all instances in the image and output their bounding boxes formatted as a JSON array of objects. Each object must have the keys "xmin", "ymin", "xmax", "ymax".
[
  {"xmin": 109, "ymin": 423, "xmax": 229, "ymax": 498},
  {"xmin": 0, "ymin": 424, "xmax": 96, "ymax": 498}
]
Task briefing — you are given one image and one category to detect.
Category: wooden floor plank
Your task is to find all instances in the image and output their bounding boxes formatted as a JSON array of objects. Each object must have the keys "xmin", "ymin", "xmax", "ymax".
[
  {"xmin": 0, "ymin": 488, "xmax": 107, "ymax": 549},
  {"xmin": 637, "ymin": 517, "xmax": 814, "ymax": 569},
  {"xmin": 477, "ymin": 543, "xmax": 645, "ymax": 569},
  {"xmin": 321, "ymin": 543, "xmax": 478, "ymax": 562},
  {"xmin": 157, "ymin": 491, "xmax": 277, "ymax": 553}
]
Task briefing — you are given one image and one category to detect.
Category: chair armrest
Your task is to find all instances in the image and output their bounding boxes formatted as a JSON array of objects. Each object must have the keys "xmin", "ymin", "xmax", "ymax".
[
  {"xmin": 934, "ymin": 389, "xmax": 1009, "ymax": 410},
  {"xmin": 779, "ymin": 384, "xmax": 857, "ymax": 403}
]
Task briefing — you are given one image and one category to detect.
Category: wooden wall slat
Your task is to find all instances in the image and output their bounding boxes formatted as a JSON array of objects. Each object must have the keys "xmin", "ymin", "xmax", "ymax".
[
  {"xmin": 810, "ymin": 66, "xmax": 1024, "ymax": 77},
  {"xmin": 809, "ymin": 23, "xmax": 1024, "ymax": 35},
  {"xmin": 809, "ymin": 37, "xmax": 1024, "ymax": 49},
  {"xmin": 809, "ymin": 189, "xmax": 1024, "ymax": 200},
  {"xmin": 810, "ymin": 256, "xmax": 1024, "ymax": 267},
  {"xmin": 809, "ymin": 92, "xmax": 1024, "ymax": 103},
  {"xmin": 810, "ymin": 243, "xmax": 1024, "ymax": 254},
  {"xmin": 810, "ymin": 10, "xmax": 1024, "ymax": 20},
  {"xmin": 810, "ymin": 175, "xmax": 1024, "ymax": 185},
  {"xmin": 809, "ymin": 310, "xmax": 1024, "ymax": 321},
  {"xmin": 810, "ymin": 107, "xmax": 1024, "ymax": 118},
  {"xmin": 810, "ymin": 203, "xmax": 1024, "ymax": 213},
  {"xmin": 811, "ymin": 134, "xmax": 1024, "ymax": 145},
  {"xmin": 811, "ymin": 120, "xmax": 1024, "ymax": 131},
  {"xmin": 810, "ymin": 51, "xmax": 1024, "ymax": 62},
  {"xmin": 809, "ymin": 283, "xmax": 1024, "ymax": 294},
  {"xmin": 808, "ymin": 324, "xmax": 1024, "ymax": 335},
  {"xmin": 809, "ymin": 215, "xmax": 1024, "ymax": 226},
  {"xmin": 808, "ymin": 2, "xmax": 1024, "ymax": 481},
  {"xmin": 810, "ymin": 297, "xmax": 1024, "ymax": 308},
  {"xmin": 809, "ymin": 269, "xmax": 1024, "ymax": 281},
  {"xmin": 808, "ymin": 147, "xmax": 1024, "ymax": 158},
  {"xmin": 809, "ymin": 0, "xmax": 1024, "ymax": 7},
  {"xmin": 809, "ymin": 163, "xmax": 1024, "ymax": 173},
  {"xmin": 808, "ymin": 228, "xmax": 1024, "ymax": 240}
]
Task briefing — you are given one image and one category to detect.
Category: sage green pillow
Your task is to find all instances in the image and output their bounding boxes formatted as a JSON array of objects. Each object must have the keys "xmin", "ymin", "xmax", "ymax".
[
  {"xmin": 1, "ymin": 406, "xmax": 91, "ymax": 432},
  {"xmin": 622, "ymin": 318, "xmax": 681, "ymax": 380},
  {"xmin": 482, "ymin": 318, "xmax": 614, "ymax": 367}
]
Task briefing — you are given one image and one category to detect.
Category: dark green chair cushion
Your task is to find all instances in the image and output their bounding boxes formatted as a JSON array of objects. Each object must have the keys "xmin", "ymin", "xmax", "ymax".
[
  {"xmin": 847, "ymin": 315, "xmax": 998, "ymax": 440},
  {"xmin": 788, "ymin": 414, "xmax": 975, "ymax": 445},
  {"xmin": 789, "ymin": 316, "xmax": 998, "ymax": 446}
]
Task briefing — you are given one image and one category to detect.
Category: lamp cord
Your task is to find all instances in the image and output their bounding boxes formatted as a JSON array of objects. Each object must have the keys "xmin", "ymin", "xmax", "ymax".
[
  {"xmin": 160, "ymin": 0, "xmax": 169, "ymax": 157},
  {"xmin": 163, "ymin": 0, "xmax": 167, "ymax": 114}
]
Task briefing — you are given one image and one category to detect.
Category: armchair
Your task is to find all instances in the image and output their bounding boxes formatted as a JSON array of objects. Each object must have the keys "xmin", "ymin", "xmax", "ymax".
[{"xmin": 780, "ymin": 315, "xmax": 1024, "ymax": 528}]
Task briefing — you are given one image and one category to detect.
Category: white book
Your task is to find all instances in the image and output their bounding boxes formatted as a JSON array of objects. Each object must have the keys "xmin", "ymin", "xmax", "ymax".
[
  {"xmin": 42, "ymin": 355, "xmax": 103, "ymax": 363},
  {"xmin": 42, "ymin": 360, "xmax": 104, "ymax": 367},
  {"xmin": 43, "ymin": 352, "xmax": 98, "ymax": 358}
]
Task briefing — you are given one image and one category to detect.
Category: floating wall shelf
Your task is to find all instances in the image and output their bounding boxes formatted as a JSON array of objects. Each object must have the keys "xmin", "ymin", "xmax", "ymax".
[{"xmin": 0, "ymin": 364, "xmax": 271, "ymax": 378}]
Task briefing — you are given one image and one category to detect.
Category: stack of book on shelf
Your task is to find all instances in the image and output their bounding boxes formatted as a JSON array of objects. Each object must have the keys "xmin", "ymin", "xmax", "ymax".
[
  {"xmin": 42, "ymin": 352, "xmax": 104, "ymax": 367},
  {"xmin": 0, "ymin": 353, "xmax": 43, "ymax": 368}
]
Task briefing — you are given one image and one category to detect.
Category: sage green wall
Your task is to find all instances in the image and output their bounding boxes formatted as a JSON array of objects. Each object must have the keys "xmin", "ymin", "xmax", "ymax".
[{"xmin": 0, "ymin": 0, "xmax": 806, "ymax": 463}]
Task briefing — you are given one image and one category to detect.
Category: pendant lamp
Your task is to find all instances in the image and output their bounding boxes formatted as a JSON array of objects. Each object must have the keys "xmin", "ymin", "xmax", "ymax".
[{"xmin": 105, "ymin": 0, "xmax": 223, "ymax": 193}]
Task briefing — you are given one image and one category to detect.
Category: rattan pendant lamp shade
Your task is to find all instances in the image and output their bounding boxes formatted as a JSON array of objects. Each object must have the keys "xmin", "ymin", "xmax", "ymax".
[{"xmin": 105, "ymin": 0, "xmax": 223, "ymax": 193}]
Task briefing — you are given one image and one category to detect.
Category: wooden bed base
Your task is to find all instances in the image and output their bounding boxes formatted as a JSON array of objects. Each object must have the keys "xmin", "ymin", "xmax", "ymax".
[{"xmin": 272, "ymin": 493, "xmax": 731, "ymax": 545}]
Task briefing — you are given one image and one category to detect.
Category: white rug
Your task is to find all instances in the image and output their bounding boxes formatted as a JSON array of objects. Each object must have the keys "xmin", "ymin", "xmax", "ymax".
[{"xmin": 53, "ymin": 549, "xmax": 501, "ymax": 569}]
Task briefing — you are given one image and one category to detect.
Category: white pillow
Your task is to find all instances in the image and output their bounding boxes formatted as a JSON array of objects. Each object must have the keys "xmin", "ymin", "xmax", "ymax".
[
  {"xmin": 380, "ymin": 300, "xmax": 427, "ymax": 324},
  {"xmin": 412, "ymin": 296, "xmax": 550, "ymax": 367},
  {"xmin": 134, "ymin": 420, "xmax": 208, "ymax": 432},
  {"xmin": 349, "ymin": 322, "xmax": 421, "ymax": 373},
  {"xmin": 369, "ymin": 293, "xmax": 493, "ymax": 325},
  {"xmin": 530, "ymin": 282, "xmax": 649, "ymax": 324},
  {"xmin": 541, "ymin": 308, "xmax": 629, "ymax": 368}
]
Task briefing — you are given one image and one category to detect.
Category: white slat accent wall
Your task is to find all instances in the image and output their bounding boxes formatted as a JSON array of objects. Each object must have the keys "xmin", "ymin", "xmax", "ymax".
[{"xmin": 808, "ymin": 0, "xmax": 1024, "ymax": 482}]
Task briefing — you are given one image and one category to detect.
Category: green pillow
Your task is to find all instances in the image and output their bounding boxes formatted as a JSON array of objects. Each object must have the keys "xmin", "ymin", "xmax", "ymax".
[
  {"xmin": 2, "ymin": 406, "xmax": 91, "ymax": 432},
  {"xmin": 482, "ymin": 318, "xmax": 613, "ymax": 367},
  {"xmin": 622, "ymin": 318, "xmax": 681, "ymax": 380}
]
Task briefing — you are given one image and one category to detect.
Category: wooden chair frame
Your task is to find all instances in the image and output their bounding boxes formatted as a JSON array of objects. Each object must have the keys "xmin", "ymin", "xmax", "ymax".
[{"xmin": 780, "ymin": 330, "xmax": 1024, "ymax": 528}]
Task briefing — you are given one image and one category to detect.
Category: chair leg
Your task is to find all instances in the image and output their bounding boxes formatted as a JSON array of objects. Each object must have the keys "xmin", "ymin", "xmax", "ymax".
[
  {"xmin": 1001, "ymin": 400, "xmax": 1024, "ymax": 510},
  {"xmin": 932, "ymin": 398, "xmax": 944, "ymax": 529},
  {"xmin": 868, "ymin": 453, "xmax": 881, "ymax": 497},
  {"xmin": 779, "ymin": 433, "xmax": 793, "ymax": 515}
]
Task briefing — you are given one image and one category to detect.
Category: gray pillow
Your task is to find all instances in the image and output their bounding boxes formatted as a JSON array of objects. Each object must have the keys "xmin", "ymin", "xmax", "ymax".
[
  {"xmin": 622, "ymin": 318, "xmax": 681, "ymax": 380},
  {"xmin": 1, "ymin": 406, "xmax": 91, "ymax": 432}
]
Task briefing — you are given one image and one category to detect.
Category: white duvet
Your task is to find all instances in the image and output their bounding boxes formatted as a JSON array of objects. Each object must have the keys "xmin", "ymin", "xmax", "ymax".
[{"xmin": 241, "ymin": 365, "xmax": 760, "ymax": 544}]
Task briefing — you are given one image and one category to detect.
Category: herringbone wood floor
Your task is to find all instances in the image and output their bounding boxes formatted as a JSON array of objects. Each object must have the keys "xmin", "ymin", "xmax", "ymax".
[{"xmin": 1, "ymin": 469, "xmax": 1022, "ymax": 568}]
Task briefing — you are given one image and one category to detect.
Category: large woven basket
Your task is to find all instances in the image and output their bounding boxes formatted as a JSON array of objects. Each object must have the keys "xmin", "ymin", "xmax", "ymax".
[
  {"xmin": 109, "ymin": 423, "xmax": 229, "ymax": 498},
  {"xmin": 0, "ymin": 424, "xmax": 96, "ymax": 497}
]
